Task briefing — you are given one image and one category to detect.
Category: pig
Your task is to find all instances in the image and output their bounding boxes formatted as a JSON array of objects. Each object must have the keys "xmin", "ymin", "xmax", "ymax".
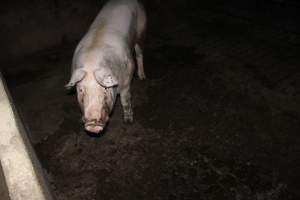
[{"xmin": 65, "ymin": 0, "xmax": 146, "ymax": 133}]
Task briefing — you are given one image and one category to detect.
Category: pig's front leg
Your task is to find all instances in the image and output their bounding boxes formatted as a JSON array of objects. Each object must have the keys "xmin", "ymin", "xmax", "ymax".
[
  {"xmin": 120, "ymin": 57, "xmax": 134, "ymax": 123},
  {"xmin": 120, "ymin": 87, "xmax": 133, "ymax": 123}
]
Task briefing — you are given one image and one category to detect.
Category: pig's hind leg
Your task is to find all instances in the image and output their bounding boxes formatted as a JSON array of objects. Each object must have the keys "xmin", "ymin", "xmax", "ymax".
[
  {"xmin": 135, "ymin": 2, "xmax": 146, "ymax": 80},
  {"xmin": 135, "ymin": 44, "xmax": 146, "ymax": 80}
]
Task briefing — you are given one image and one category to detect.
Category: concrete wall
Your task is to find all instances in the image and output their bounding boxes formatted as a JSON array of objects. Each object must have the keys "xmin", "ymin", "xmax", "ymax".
[
  {"xmin": 0, "ymin": 0, "xmax": 190, "ymax": 64},
  {"xmin": 0, "ymin": 0, "xmax": 100, "ymax": 63},
  {"xmin": 0, "ymin": 163, "xmax": 10, "ymax": 200},
  {"xmin": 0, "ymin": 0, "xmax": 298, "ymax": 64},
  {"xmin": 0, "ymin": 72, "xmax": 54, "ymax": 200}
]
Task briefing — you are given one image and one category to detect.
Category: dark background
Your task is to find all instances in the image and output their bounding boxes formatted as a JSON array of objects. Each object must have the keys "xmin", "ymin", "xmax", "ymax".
[
  {"xmin": 1, "ymin": 0, "xmax": 300, "ymax": 199},
  {"xmin": 1, "ymin": 0, "xmax": 299, "ymax": 63}
]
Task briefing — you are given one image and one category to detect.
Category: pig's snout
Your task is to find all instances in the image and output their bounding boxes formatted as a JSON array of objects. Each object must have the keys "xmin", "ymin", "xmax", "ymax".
[
  {"xmin": 85, "ymin": 124, "xmax": 103, "ymax": 133},
  {"xmin": 82, "ymin": 117, "xmax": 106, "ymax": 133}
]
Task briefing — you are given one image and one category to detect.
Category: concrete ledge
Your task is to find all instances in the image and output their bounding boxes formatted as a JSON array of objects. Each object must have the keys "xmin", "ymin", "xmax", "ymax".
[{"xmin": 0, "ymin": 72, "xmax": 54, "ymax": 200}]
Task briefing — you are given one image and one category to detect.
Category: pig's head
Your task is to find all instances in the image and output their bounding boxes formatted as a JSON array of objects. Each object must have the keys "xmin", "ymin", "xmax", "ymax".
[{"xmin": 65, "ymin": 68, "xmax": 118, "ymax": 133}]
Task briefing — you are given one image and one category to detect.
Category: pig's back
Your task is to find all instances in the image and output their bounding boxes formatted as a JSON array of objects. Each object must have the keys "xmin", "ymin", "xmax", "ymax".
[
  {"xmin": 102, "ymin": 0, "xmax": 137, "ymax": 35},
  {"xmin": 90, "ymin": 0, "xmax": 138, "ymax": 38},
  {"xmin": 73, "ymin": 0, "xmax": 140, "ymax": 71},
  {"xmin": 78, "ymin": 0, "xmax": 139, "ymax": 54}
]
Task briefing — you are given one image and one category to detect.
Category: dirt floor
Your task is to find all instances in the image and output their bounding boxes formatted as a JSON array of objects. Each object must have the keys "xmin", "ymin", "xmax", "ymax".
[{"xmin": 3, "ymin": 8, "xmax": 300, "ymax": 200}]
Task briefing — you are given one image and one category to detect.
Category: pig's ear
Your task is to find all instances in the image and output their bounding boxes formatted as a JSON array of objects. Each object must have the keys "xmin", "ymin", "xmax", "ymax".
[
  {"xmin": 94, "ymin": 69, "xmax": 118, "ymax": 88},
  {"xmin": 65, "ymin": 69, "xmax": 86, "ymax": 90}
]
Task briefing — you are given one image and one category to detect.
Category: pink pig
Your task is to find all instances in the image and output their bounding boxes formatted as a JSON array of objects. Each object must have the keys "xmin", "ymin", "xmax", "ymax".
[{"xmin": 65, "ymin": 0, "xmax": 146, "ymax": 133}]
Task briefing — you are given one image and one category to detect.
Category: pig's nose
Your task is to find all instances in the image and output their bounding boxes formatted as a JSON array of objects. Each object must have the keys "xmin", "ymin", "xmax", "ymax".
[
  {"xmin": 82, "ymin": 116, "xmax": 99, "ymax": 124},
  {"xmin": 83, "ymin": 116, "xmax": 106, "ymax": 127},
  {"xmin": 85, "ymin": 124, "xmax": 103, "ymax": 133}
]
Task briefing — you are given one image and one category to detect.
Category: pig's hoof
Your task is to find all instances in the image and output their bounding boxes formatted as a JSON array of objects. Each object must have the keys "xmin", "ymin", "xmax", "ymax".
[
  {"xmin": 138, "ymin": 73, "xmax": 146, "ymax": 80},
  {"xmin": 124, "ymin": 116, "xmax": 133, "ymax": 124}
]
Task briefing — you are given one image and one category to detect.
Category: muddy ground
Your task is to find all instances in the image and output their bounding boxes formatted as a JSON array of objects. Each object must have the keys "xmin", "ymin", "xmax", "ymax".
[{"xmin": 3, "ymin": 7, "xmax": 300, "ymax": 200}]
